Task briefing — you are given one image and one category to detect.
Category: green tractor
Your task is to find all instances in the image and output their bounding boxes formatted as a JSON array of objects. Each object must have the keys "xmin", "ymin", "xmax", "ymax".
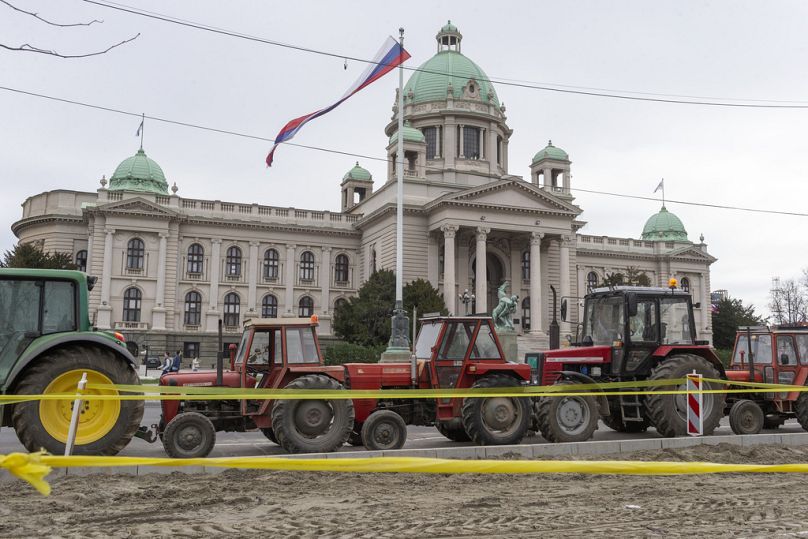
[{"xmin": 0, "ymin": 269, "xmax": 143, "ymax": 455}]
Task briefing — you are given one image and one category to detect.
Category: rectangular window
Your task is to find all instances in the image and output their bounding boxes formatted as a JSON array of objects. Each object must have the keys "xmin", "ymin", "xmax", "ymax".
[
  {"xmin": 469, "ymin": 323, "xmax": 501, "ymax": 359},
  {"xmin": 733, "ymin": 334, "xmax": 773, "ymax": 365},
  {"xmin": 776, "ymin": 335, "xmax": 798, "ymax": 365},
  {"xmin": 183, "ymin": 341, "xmax": 200, "ymax": 360},
  {"xmin": 439, "ymin": 321, "xmax": 474, "ymax": 360},
  {"xmin": 628, "ymin": 300, "xmax": 657, "ymax": 343},
  {"xmin": 659, "ymin": 298, "xmax": 693, "ymax": 345},
  {"xmin": 496, "ymin": 135, "xmax": 502, "ymax": 165},
  {"xmin": 43, "ymin": 281, "xmax": 76, "ymax": 334},
  {"xmin": 796, "ymin": 334, "xmax": 808, "ymax": 365},
  {"xmin": 424, "ymin": 127, "xmax": 438, "ymax": 159},
  {"xmin": 463, "ymin": 126, "xmax": 480, "ymax": 159},
  {"xmin": 285, "ymin": 327, "xmax": 319, "ymax": 364}
]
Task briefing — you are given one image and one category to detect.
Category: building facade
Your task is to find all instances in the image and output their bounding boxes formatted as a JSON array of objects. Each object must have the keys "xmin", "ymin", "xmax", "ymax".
[{"xmin": 12, "ymin": 22, "xmax": 716, "ymax": 361}]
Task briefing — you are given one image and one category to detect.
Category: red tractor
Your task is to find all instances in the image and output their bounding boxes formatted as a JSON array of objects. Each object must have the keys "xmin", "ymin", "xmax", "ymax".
[
  {"xmin": 724, "ymin": 325, "xmax": 808, "ymax": 434},
  {"xmin": 345, "ymin": 315, "xmax": 533, "ymax": 450},
  {"xmin": 531, "ymin": 284, "xmax": 726, "ymax": 442},
  {"xmin": 156, "ymin": 317, "xmax": 354, "ymax": 458}
]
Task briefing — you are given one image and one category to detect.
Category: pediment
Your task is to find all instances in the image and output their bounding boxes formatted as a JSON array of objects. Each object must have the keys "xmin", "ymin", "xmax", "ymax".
[
  {"xmin": 425, "ymin": 179, "xmax": 581, "ymax": 215},
  {"xmin": 91, "ymin": 197, "xmax": 179, "ymax": 219},
  {"xmin": 668, "ymin": 245, "xmax": 717, "ymax": 263}
]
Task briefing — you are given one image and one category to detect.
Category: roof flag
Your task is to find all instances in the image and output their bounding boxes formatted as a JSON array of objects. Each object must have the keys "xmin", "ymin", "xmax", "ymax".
[{"xmin": 266, "ymin": 36, "xmax": 410, "ymax": 167}]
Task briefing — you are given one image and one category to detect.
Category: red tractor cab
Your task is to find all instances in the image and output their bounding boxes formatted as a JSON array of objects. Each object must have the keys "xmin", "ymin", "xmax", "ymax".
[
  {"xmin": 531, "ymin": 285, "xmax": 726, "ymax": 442},
  {"xmin": 344, "ymin": 315, "xmax": 533, "ymax": 451},
  {"xmin": 157, "ymin": 317, "xmax": 353, "ymax": 457},
  {"xmin": 724, "ymin": 325, "xmax": 808, "ymax": 434}
]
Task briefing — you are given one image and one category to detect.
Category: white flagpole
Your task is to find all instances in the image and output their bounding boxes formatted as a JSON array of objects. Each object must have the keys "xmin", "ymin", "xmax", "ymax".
[{"xmin": 395, "ymin": 28, "xmax": 404, "ymax": 310}]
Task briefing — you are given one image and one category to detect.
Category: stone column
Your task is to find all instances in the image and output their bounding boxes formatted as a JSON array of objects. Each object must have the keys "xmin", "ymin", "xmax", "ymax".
[
  {"xmin": 543, "ymin": 168, "xmax": 553, "ymax": 189},
  {"xmin": 247, "ymin": 241, "xmax": 259, "ymax": 316},
  {"xmin": 458, "ymin": 125, "xmax": 465, "ymax": 158},
  {"xmin": 529, "ymin": 232, "xmax": 544, "ymax": 334},
  {"xmin": 151, "ymin": 232, "xmax": 168, "ymax": 330},
  {"xmin": 441, "ymin": 225, "xmax": 458, "ymax": 314},
  {"xmin": 559, "ymin": 235, "xmax": 571, "ymax": 333},
  {"xmin": 488, "ymin": 124, "xmax": 498, "ymax": 173},
  {"xmin": 97, "ymin": 226, "xmax": 115, "ymax": 329},
  {"xmin": 86, "ymin": 228, "xmax": 94, "ymax": 274},
  {"xmin": 427, "ymin": 233, "xmax": 439, "ymax": 287},
  {"xmin": 444, "ymin": 118, "xmax": 456, "ymax": 168},
  {"xmin": 700, "ymin": 273, "xmax": 711, "ymax": 343},
  {"xmin": 321, "ymin": 246, "xmax": 332, "ymax": 314},
  {"xmin": 205, "ymin": 238, "xmax": 222, "ymax": 331},
  {"xmin": 475, "ymin": 227, "xmax": 489, "ymax": 313},
  {"xmin": 284, "ymin": 244, "xmax": 296, "ymax": 316}
]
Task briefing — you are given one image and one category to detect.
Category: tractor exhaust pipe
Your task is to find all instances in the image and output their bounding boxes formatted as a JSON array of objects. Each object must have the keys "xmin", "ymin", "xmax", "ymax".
[
  {"xmin": 216, "ymin": 318, "xmax": 224, "ymax": 386},
  {"xmin": 746, "ymin": 326, "xmax": 754, "ymax": 383},
  {"xmin": 549, "ymin": 285, "xmax": 560, "ymax": 350},
  {"xmin": 410, "ymin": 307, "xmax": 417, "ymax": 387}
]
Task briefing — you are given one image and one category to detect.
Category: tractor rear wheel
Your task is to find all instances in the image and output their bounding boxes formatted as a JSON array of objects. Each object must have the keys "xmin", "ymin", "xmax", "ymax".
[
  {"xmin": 602, "ymin": 406, "xmax": 650, "ymax": 433},
  {"xmin": 260, "ymin": 428, "xmax": 278, "ymax": 444},
  {"xmin": 271, "ymin": 374, "xmax": 354, "ymax": 453},
  {"xmin": 163, "ymin": 412, "xmax": 216, "ymax": 458},
  {"xmin": 535, "ymin": 381, "xmax": 599, "ymax": 443},
  {"xmin": 461, "ymin": 374, "xmax": 530, "ymax": 446},
  {"xmin": 645, "ymin": 354, "xmax": 724, "ymax": 437},
  {"xmin": 729, "ymin": 399, "xmax": 763, "ymax": 435},
  {"xmin": 361, "ymin": 410, "xmax": 407, "ymax": 451},
  {"xmin": 436, "ymin": 421, "xmax": 471, "ymax": 442},
  {"xmin": 794, "ymin": 392, "xmax": 808, "ymax": 431},
  {"xmin": 12, "ymin": 345, "xmax": 144, "ymax": 456}
]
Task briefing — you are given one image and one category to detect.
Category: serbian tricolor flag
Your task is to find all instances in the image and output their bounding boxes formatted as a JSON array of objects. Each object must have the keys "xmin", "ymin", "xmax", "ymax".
[{"xmin": 266, "ymin": 36, "xmax": 410, "ymax": 167}]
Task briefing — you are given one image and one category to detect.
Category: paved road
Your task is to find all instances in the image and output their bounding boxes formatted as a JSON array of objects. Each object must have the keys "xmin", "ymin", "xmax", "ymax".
[{"xmin": 2, "ymin": 404, "xmax": 804, "ymax": 457}]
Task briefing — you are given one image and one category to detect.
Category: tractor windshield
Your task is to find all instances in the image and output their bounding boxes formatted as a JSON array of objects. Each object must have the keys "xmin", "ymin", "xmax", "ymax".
[
  {"xmin": 415, "ymin": 322, "xmax": 442, "ymax": 359},
  {"xmin": 583, "ymin": 297, "xmax": 624, "ymax": 345},
  {"xmin": 732, "ymin": 334, "xmax": 772, "ymax": 365}
]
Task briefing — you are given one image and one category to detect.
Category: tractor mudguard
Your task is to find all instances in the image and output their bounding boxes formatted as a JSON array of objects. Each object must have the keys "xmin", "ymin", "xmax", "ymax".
[
  {"xmin": 557, "ymin": 371, "xmax": 610, "ymax": 417},
  {"xmin": 4, "ymin": 333, "xmax": 137, "ymax": 393}
]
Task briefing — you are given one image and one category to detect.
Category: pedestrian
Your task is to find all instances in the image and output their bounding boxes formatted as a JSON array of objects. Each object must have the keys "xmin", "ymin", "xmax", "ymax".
[
  {"xmin": 161, "ymin": 351, "xmax": 172, "ymax": 375},
  {"xmin": 191, "ymin": 357, "xmax": 199, "ymax": 371},
  {"xmin": 170, "ymin": 350, "xmax": 182, "ymax": 372}
]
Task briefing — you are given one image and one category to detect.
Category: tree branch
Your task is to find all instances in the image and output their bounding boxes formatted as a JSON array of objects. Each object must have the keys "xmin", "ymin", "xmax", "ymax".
[
  {"xmin": 0, "ymin": 33, "xmax": 140, "ymax": 58},
  {"xmin": 0, "ymin": 0, "xmax": 102, "ymax": 27}
]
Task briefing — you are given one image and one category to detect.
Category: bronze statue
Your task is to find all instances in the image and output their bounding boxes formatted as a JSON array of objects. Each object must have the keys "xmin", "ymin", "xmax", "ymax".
[{"xmin": 492, "ymin": 281, "xmax": 519, "ymax": 331}]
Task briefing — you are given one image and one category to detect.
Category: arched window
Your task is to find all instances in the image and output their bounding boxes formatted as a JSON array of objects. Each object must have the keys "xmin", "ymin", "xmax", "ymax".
[
  {"xmin": 334, "ymin": 298, "xmax": 348, "ymax": 312},
  {"xmin": 334, "ymin": 254, "xmax": 349, "ymax": 283},
  {"xmin": 522, "ymin": 297, "xmax": 531, "ymax": 330},
  {"xmin": 299, "ymin": 251, "xmax": 315, "ymax": 282},
  {"xmin": 223, "ymin": 292, "xmax": 240, "ymax": 327},
  {"xmin": 261, "ymin": 294, "xmax": 278, "ymax": 318},
  {"xmin": 226, "ymin": 246, "xmax": 242, "ymax": 277},
  {"xmin": 298, "ymin": 295, "xmax": 314, "ymax": 317},
  {"xmin": 187, "ymin": 243, "xmax": 204, "ymax": 274},
  {"xmin": 587, "ymin": 271, "xmax": 599, "ymax": 292},
  {"xmin": 75, "ymin": 250, "xmax": 87, "ymax": 273},
  {"xmin": 263, "ymin": 248, "xmax": 279, "ymax": 280},
  {"xmin": 126, "ymin": 238, "xmax": 145, "ymax": 270},
  {"xmin": 123, "ymin": 287, "xmax": 142, "ymax": 322},
  {"xmin": 521, "ymin": 251, "xmax": 530, "ymax": 280},
  {"xmin": 184, "ymin": 291, "xmax": 202, "ymax": 326},
  {"xmin": 681, "ymin": 277, "xmax": 691, "ymax": 293}
]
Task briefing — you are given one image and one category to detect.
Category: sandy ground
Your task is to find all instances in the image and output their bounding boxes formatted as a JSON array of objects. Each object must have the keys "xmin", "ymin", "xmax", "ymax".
[{"xmin": 4, "ymin": 444, "xmax": 808, "ymax": 538}]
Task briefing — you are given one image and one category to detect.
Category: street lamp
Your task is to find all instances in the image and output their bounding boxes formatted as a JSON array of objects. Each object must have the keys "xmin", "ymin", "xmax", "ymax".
[{"xmin": 458, "ymin": 289, "xmax": 475, "ymax": 315}]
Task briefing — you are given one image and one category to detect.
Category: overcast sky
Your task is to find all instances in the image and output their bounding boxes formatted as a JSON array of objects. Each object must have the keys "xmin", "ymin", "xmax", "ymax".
[{"xmin": 2, "ymin": 0, "xmax": 807, "ymax": 317}]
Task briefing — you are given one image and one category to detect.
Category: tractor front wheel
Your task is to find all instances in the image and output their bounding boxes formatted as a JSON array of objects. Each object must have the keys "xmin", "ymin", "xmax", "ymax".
[
  {"xmin": 794, "ymin": 392, "xmax": 808, "ymax": 431},
  {"xmin": 645, "ymin": 354, "xmax": 724, "ymax": 437},
  {"xmin": 12, "ymin": 345, "xmax": 144, "ymax": 456},
  {"xmin": 361, "ymin": 410, "xmax": 407, "ymax": 451},
  {"xmin": 461, "ymin": 374, "xmax": 530, "ymax": 446},
  {"xmin": 536, "ymin": 381, "xmax": 599, "ymax": 443},
  {"xmin": 163, "ymin": 412, "xmax": 216, "ymax": 458},
  {"xmin": 271, "ymin": 374, "xmax": 354, "ymax": 453},
  {"xmin": 729, "ymin": 399, "xmax": 763, "ymax": 435}
]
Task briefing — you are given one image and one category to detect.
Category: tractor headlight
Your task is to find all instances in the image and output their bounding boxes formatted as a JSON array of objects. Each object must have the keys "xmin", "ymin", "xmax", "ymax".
[{"xmin": 591, "ymin": 366, "xmax": 601, "ymax": 378}]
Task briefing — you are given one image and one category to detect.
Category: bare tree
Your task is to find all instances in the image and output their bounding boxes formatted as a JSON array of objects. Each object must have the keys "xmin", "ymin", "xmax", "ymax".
[
  {"xmin": 0, "ymin": 0, "xmax": 138, "ymax": 59},
  {"xmin": 769, "ymin": 278, "xmax": 807, "ymax": 325}
]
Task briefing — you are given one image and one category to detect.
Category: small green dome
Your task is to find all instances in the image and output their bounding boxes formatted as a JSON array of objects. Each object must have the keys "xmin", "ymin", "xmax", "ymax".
[
  {"xmin": 532, "ymin": 140, "xmax": 569, "ymax": 163},
  {"xmin": 343, "ymin": 161, "xmax": 372, "ymax": 182},
  {"xmin": 641, "ymin": 206, "xmax": 690, "ymax": 242},
  {"xmin": 389, "ymin": 122, "xmax": 426, "ymax": 145},
  {"xmin": 403, "ymin": 24, "xmax": 499, "ymax": 107},
  {"xmin": 109, "ymin": 148, "xmax": 169, "ymax": 195}
]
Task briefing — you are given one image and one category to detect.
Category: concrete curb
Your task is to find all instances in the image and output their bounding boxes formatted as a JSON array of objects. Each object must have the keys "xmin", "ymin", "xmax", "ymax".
[{"xmin": 17, "ymin": 432, "xmax": 808, "ymax": 478}]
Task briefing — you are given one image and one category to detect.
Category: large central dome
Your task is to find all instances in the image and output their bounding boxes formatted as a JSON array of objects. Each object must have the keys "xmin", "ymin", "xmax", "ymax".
[{"xmin": 403, "ymin": 22, "xmax": 499, "ymax": 107}]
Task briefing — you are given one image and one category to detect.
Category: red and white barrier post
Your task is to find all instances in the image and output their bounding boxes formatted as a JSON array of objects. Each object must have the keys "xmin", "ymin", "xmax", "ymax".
[{"xmin": 686, "ymin": 370, "xmax": 703, "ymax": 436}]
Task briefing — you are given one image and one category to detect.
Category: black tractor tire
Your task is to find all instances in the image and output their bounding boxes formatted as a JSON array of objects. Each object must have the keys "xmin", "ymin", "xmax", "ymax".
[
  {"xmin": 260, "ymin": 428, "xmax": 278, "ymax": 444},
  {"xmin": 461, "ymin": 374, "xmax": 530, "ymax": 446},
  {"xmin": 271, "ymin": 374, "xmax": 354, "ymax": 454},
  {"xmin": 602, "ymin": 406, "xmax": 651, "ymax": 433},
  {"xmin": 795, "ymin": 392, "xmax": 808, "ymax": 431},
  {"xmin": 763, "ymin": 414, "xmax": 784, "ymax": 430},
  {"xmin": 436, "ymin": 421, "xmax": 471, "ymax": 442},
  {"xmin": 361, "ymin": 410, "xmax": 408, "ymax": 451},
  {"xmin": 536, "ymin": 381, "xmax": 599, "ymax": 443},
  {"xmin": 163, "ymin": 412, "xmax": 216, "ymax": 458},
  {"xmin": 729, "ymin": 399, "xmax": 764, "ymax": 435},
  {"xmin": 645, "ymin": 354, "xmax": 725, "ymax": 437},
  {"xmin": 11, "ymin": 345, "xmax": 144, "ymax": 456}
]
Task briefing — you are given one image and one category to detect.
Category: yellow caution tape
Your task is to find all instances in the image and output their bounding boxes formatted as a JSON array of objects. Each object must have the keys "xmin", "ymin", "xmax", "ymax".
[{"xmin": 8, "ymin": 453, "xmax": 808, "ymax": 496}]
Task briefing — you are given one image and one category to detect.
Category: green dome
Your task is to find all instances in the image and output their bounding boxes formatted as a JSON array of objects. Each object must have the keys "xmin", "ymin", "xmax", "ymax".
[
  {"xmin": 389, "ymin": 122, "xmax": 426, "ymax": 145},
  {"xmin": 641, "ymin": 206, "xmax": 690, "ymax": 242},
  {"xmin": 532, "ymin": 140, "xmax": 569, "ymax": 163},
  {"xmin": 403, "ymin": 25, "xmax": 499, "ymax": 107},
  {"xmin": 109, "ymin": 148, "xmax": 169, "ymax": 195},
  {"xmin": 343, "ymin": 161, "xmax": 372, "ymax": 182}
]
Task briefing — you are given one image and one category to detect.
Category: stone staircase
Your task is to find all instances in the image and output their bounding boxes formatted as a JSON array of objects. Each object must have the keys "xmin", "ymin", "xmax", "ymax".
[{"xmin": 516, "ymin": 332, "xmax": 550, "ymax": 361}]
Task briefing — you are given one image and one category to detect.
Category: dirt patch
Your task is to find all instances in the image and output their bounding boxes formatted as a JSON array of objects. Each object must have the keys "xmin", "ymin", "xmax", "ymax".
[{"xmin": 4, "ymin": 444, "xmax": 808, "ymax": 538}]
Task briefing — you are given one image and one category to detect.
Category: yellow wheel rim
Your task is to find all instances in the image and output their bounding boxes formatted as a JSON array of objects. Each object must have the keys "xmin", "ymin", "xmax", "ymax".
[{"xmin": 39, "ymin": 369, "xmax": 121, "ymax": 445}]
